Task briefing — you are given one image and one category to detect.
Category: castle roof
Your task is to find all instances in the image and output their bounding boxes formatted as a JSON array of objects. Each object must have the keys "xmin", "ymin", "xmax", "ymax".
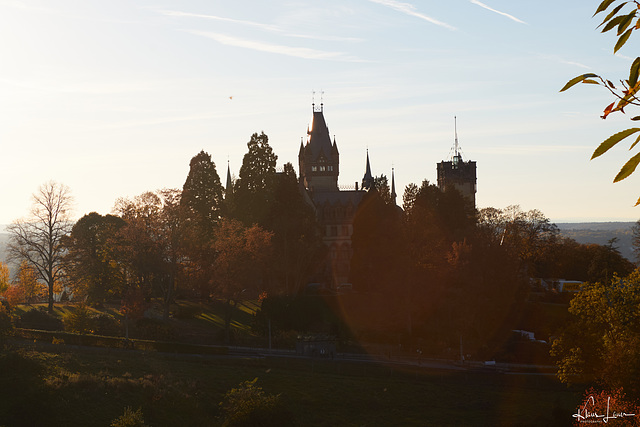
[{"xmin": 305, "ymin": 107, "xmax": 337, "ymax": 161}]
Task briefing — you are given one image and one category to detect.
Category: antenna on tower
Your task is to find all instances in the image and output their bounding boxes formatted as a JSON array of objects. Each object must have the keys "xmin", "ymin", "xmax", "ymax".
[
  {"xmin": 454, "ymin": 116, "xmax": 459, "ymax": 158},
  {"xmin": 320, "ymin": 90, "xmax": 324, "ymax": 111},
  {"xmin": 312, "ymin": 90, "xmax": 315, "ymax": 109}
]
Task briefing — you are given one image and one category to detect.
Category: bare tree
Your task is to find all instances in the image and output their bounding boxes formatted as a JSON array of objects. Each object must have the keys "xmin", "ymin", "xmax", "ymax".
[{"xmin": 7, "ymin": 181, "xmax": 74, "ymax": 312}]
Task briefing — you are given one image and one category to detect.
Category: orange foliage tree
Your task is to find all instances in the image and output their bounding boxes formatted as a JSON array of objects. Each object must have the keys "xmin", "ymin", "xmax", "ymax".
[{"xmin": 211, "ymin": 218, "xmax": 273, "ymax": 343}]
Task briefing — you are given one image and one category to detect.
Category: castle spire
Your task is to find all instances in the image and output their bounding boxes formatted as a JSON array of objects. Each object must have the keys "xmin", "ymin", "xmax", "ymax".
[
  {"xmin": 361, "ymin": 149, "xmax": 373, "ymax": 191},
  {"xmin": 391, "ymin": 167, "xmax": 397, "ymax": 204},
  {"xmin": 225, "ymin": 160, "xmax": 233, "ymax": 196}
]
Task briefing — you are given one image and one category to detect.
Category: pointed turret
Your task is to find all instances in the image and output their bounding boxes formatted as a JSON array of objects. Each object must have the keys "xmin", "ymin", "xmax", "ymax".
[
  {"xmin": 361, "ymin": 149, "xmax": 373, "ymax": 191},
  {"xmin": 225, "ymin": 160, "xmax": 233, "ymax": 196},
  {"xmin": 391, "ymin": 167, "xmax": 397, "ymax": 205}
]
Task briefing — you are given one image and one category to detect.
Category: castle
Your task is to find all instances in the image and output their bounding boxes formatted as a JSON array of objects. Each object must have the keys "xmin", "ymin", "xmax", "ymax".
[{"xmin": 297, "ymin": 104, "xmax": 476, "ymax": 288}]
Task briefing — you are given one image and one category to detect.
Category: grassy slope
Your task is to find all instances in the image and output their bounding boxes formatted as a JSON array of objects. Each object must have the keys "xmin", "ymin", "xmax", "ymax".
[{"xmin": 0, "ymin": 347, "xmax": 580, "ymax": 427}]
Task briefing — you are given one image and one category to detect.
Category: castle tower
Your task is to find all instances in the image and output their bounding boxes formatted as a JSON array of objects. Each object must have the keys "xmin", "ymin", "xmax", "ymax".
[
  {"xmin": 437, "ymin": 117, "xmax": 477, "ymax": 207},
  {"xmin": 299, "ymin": 103, "xmax": 339, "ymax": 192}
]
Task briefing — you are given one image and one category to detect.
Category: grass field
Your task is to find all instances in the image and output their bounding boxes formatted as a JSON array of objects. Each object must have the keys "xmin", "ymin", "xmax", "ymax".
[
  {"xmin": 0, "ymin": 344, "xmax": 581, "ymax": 427},
  {"xmin": 2, "ymin": 300, "xmax": 584, "ymax": 426}
]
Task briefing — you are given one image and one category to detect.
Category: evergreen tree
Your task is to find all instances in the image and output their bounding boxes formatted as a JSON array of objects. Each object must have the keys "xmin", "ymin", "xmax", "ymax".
[
  {"xmin": 233, "ymin": 132, "xmax": 278, "ymax": 226},
  {"xmin": 181, "ymin": 150, "xmax": 224, "ymax": 236}
]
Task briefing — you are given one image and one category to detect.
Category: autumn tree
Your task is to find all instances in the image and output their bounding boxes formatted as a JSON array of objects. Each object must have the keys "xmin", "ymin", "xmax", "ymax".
[
  {"xmin": 114, "ymin": 189, "xmax": 183, "ymax": 320},
  {"xmin": 211, "ymin": 218, "xmax": 273, "ymax": 343},
  {"xmin": 62, "ymin": 212, "xmax": 126, "ymax": 304},
  {"xmin": 552, "ymin": 269, "xmax": 640, "ymax": 399},
  {"xmin": 232, "ymin": 132, "xmax": 278, "ymax": 226},
  {"xmin": 14, "ymin": 261, "xmax": 47, "ymax": 304},
  {"xmin": 7, "ymin": 181, "xmax": 73, "ymax": 312},
  {"xmin": 477, "ymin": 205, "xmax": 559, "ymax": 277},
  {"xmin": 0, "ymin": 262, "xmax": 9, "ymax": 295},
  {"xmin": 561, "ymin": 1, "xmax": 640, "ymax": 204}
]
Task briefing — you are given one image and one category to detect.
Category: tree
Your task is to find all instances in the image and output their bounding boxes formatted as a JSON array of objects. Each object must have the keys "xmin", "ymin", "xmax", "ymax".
[
  {"xmin": 211, "ymin": 218, "xmax": 273, "ymax": 343},
  {"xmin": 350, "ymin": 184, "xmax": 404, "ymax": 295},
  {"xmin": 180, "ymin": 151, "xmax": 224, "ymax": 297},
  {"xmin": 477, "ymin": 205, "xmax": 559, "ymax": 277},
  {"xmin": 63, "ymin": 212, "xmax": 126, "ymax": 304},
  {"xmin": 14, "ymin": 261, "xmax": 47, "ymax": 304},
  {"xmin": 552, "ymin": 269, "xmax": 640, "ymax": 399},
  {"xmin": 561, "ymin": 1, "xmax": 640, "ymax": 204},
  {"xmin": 264, "ymin": 163, "xmax": 324, "ymax": 295},
  {"xmin": 7, "ymin": 181, "xmax": 73, "ymax": 312},
  {"xmin": 0, "ymin": 262, "xmax": 9, "ymax": 295},
  {"xmin": 114, "ymin": 190, "xmax": 183, "ymax": 321},
  {"xmin": 233, "ymin": 132, "xmax": 278, "ymax": 226},
  {"xmin": 181, "ymin": 150, "xmax": 224, "ymax": 237}
]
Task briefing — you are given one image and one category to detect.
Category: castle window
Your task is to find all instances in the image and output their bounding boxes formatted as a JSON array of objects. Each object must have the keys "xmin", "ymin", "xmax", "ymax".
[
  {"xmin": 311, "ymin": 166, "xmax": 317, "ymax": 172},
  {"xmin": 328, "ymin": 165, "xmax": 334, "ymax": 172},
  {"xmin": 320, "ymin": 166, "xmax": 326, "ymax": 172}
]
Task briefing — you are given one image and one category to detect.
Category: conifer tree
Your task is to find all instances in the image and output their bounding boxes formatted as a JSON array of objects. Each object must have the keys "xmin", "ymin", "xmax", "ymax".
[{"xmin": 233, "ymin": 132, "xmax": 277, "ymax": 226}]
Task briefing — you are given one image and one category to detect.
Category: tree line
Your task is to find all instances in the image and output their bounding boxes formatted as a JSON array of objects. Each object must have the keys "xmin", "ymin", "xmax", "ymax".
[{"xmin": 0, "ymin": 129, "xmax": 636, "ymax": 358}]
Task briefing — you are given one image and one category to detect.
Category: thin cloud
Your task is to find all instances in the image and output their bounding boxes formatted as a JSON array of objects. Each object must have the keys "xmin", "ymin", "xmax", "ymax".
[
  {"xmin": 470, "ymin": 0, "xmax": 527, "ymax": 25},
  {"xmin": 560, "ymin": 60, "xmax": 591, "ymax": 70},
  {"xmin": 158, "ymin": 10, "xmax": 281, "ymax": 32},
  {"xmin": 186, "ymin": 30, "xmax": 365, "ymax": 62},
  {"xmin": 158, "ymin": 9, "xmax": 363, "ymax": 43},
  {"xmin": 367, "ymin": 0, "xmax": 456, "ymax": 31}
]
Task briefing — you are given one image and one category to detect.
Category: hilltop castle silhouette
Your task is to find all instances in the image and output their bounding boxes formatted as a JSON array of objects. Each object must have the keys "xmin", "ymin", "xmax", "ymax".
[{"xmin": 297, "ymin": 102, "xmax": 477, "ymax": 288}]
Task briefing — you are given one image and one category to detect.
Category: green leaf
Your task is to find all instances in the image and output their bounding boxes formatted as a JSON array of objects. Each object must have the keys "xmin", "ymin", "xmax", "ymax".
[
  {"xmin": 595, "ymin": 0, "xmax": 620, "ymax": 16},
  {"xmin": 629, "ymin": 133, "xmax": 640, "ymax": 150},
  {"xmin": 599, "ymin": 3, "xmax": 627, "ymax": 27},
  {"xmin": 615, "ymin": 28, "xmax": 634, "ymax": 53},
  {"xmin": 614, "ymin": 151, "xmax": 640, "ymax": 182},
  {"xmin": 617, "ymin": 11, "xmax": 636, "ymax": 35},
  {"xmin": 560, "ymin": 73, "xmax": 599, "ymax": 92},
  {"xmin": 629, "ymin": 57, "xmax": 640, "ymax": 86},
  {"xmin": 592, "ymin": 128, "xmax": 640, "ymax": 159},
  {"xmin": 603, "ymin": 15, "xmax": 627, "ymax": 33}
]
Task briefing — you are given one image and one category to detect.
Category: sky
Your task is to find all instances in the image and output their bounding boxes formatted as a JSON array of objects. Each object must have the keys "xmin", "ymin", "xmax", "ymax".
[{"xmin": 1, "ymin": 0, "xmax": 640, "ymax": 226}]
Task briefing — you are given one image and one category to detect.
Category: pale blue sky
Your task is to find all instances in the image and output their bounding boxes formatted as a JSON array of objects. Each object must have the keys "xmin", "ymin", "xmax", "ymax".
[{"xmin": 1, "ymin": 0, "xmax": 639, "ymax": 224}]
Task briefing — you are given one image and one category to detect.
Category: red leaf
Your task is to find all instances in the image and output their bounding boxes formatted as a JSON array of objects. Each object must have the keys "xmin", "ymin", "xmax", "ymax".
[{"xmin": 601, "ymin": 102, "xmax": 615, "ymax": 119}]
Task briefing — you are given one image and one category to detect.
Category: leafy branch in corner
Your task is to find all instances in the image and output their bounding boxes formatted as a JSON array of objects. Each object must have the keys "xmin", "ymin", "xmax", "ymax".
[{"xmin": 561, "ymin": 0, "xmax": 640, "ymax": 204}]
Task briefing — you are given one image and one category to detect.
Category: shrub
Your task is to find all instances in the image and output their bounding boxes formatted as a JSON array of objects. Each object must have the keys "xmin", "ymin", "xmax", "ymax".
[
  {"xmin": 93, "ymin": 313, "xmax": 121, "ymax": 336},
  {"xmin": 63, "ymin": 305, "xmax": 96, "ymax": 334},
  {"xmin": 172, "ymin": 304, "xmax": 201, "ymax": 319},
  {"xmin": 0, "ymin": 304, "xmax": 13, "ymax": 348},
  {"xmin": 219, "ymin": 378, "xmax": 293, "ymax": 427},
  {"xmin": 133, "ymin": 317, "xmax": 178, "ymax": 341},
  {"xmin": 18, "ymin": 307, "xmax": 63, "ymax": 331},
  {"xmin": 110, "ymin": 406, "xmax": 146, "ymax": 427}
]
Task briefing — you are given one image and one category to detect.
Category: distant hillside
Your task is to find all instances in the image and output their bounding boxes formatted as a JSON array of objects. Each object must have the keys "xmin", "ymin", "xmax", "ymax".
[{"xmin": 556, "ymin": 222, "xmax": 636, "ymax": 262}]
